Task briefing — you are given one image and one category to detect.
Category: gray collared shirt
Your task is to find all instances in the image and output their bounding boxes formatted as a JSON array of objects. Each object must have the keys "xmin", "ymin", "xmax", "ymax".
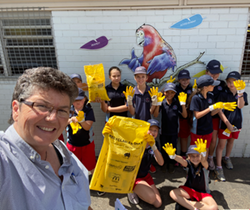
[{"xmin": 0, "ymin": 125, "xmax": 91, "ymax": 210}]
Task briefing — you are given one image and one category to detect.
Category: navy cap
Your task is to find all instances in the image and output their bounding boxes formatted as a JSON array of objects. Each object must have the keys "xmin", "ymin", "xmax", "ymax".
[
  {"xmin": 186, "ymin": 145, "xmax": 200, "ymax": 155},
  {"xmin": 75, "ymin": 88, "xmax": 86, "ymax": 100},
  {"xmin": 226, "ymin": 71, "xmax": 241, "ymax": 80},
  {"xmin": 148, "ymin": 119, "xmax": 160, "ymax": 129},
  {"xmin": 206, "ymin": 60, "xmax": 223, "ymax": 74},
  {"xmin": 197, "ymin": 75, "xmax": 220, "ymax": 88},
  {"xmin": 178, "ymin": 69, "xmax": 191, "ymax": 80},
  {"xmin": 164, "ymin": 83, "xmax": 177, "ymax": 92},
  {"xmin": 134, "ymin": 66, "xmax": 147, "ymax": 75},
  {"xmin": 70, "ymin": 73, "xmax": 82, "ymax": 81}
]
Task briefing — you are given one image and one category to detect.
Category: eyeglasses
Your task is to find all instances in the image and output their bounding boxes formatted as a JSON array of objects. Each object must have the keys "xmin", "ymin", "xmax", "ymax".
[{"xmin": 20, "ymin": 100, "xmax": 70, "ymax": 119}]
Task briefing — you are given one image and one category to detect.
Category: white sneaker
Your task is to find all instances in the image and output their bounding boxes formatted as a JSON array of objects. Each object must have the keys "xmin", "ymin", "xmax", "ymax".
[{"xmin": 128, "ymin": 192, "xmax": 139, "ymax": 205}]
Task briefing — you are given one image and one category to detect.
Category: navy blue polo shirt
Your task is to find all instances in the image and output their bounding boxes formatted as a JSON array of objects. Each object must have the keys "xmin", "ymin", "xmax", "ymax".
[
  {"xmin": 160, "ymin": 97, "xmax": 182, "ymax": 135},
  {"xmin": 105, "ymin": 82, "xmax": 127, "ymax": 118},
  {"xmin": 190, "ymin": 93, "xmax": 214, "ymax": 135},
  {"xmin": 67, "ymin": 103, "xmax": 95, "ymax": 147},
  {"xmin": 137, "ymin": 147, "xmax": 154, "ymax": 178},
  {"xmin": 132, "ymin": 85, "xmax": 152, "ymax": 121},
  {"xmin": 218, "ymin": 88, "xmax": 248, "ymax": 130},
  {"xmin": 184, "ymin": 160, "xmax": 210, "ymax": 193}
]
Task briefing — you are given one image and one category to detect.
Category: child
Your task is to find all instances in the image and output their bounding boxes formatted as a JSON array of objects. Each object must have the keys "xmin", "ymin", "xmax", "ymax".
[
  {"xmin": 153, "ymin": 83, "xmax": 187, "ymax": 173},
  {"xmin": 66, "ymin": 88, "xmax": 96, "ymax": 174},
  {"xmin": 176, "ymin": 69, "xmax": 193, "ymax": 159},
  {"xmin": 205, "ymin": 60, "xmax": 227, "ymax": 170},
  {"xmin": 99, "ymin": 66, "xmax": 128, "ymax": 121},
  {"xmin": 163, "ymin": 140, "xmax": 218, "ymax": 210},
  {"xmin": 215, "ymin": 71, "xmax": 248, "ymax": 181},
  {"xmin": 128, "ymin": 119, "xmax": 164, "ymax": 208},
  {"xmin": 70, "ymin": 73, "xmax": 83, "ymax": 88}
]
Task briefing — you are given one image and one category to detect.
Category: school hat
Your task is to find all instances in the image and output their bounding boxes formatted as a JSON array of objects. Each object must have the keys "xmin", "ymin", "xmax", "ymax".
[
  {"xmin": 75, "ymin": 88, "xmax": 86, "ymax": 100},
  {"xmin": 226, "ymin": 71, "xmax": 241, "ymax": 80},
  {"xmin": 70, "ymin": 73, "xmax": 82, "ymax": 81},
  {"xmin": 186, "ymin": 145, "xmax": 200, "ymax": 155},
  {"xmin": 206, "ymin": 60, "xmax": 223, "ymax": 74},
  {"xmin": 178, "ymin": 69, "xmax": 191, "ymax": 80},
  {"xmin": 164, "ymin": 83, "xmax": 177, "ymax": 92},
  {"xmin": 148, "ymin": 119, "xmax": 160, "ymax": 129},
  {"xmin": 134, "ymin": 66, "xmax": 147, "ymax": 75},
  {"xmin": 197, "ymin": 75, "xmax": 220, "ymax": 88}
]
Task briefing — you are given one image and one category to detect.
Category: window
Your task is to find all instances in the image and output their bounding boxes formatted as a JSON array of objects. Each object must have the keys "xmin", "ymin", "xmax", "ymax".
[
  {"xmin": 0, "ymin": 7, "xmax": 57, "ymax": 76},
  {"xmin": 241, "ymin": 23, "xmax": 250, "ymax": 76}
]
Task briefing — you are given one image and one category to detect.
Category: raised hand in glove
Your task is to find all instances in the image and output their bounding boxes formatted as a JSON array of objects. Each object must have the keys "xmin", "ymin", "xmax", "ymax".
[
  {"xmin": 148, "ymin": 87, "xmax": 159, "ymax": 106},
  {"xmin": 156, "ymin": 92, "xmax": 165, "ymax": 106},
  {"xmin": 70, "ymin": 121, "xmax": 82, "ymax": 135},
  {"xmin": 167, "ymin": 76, "xmax": 176, "ymax": 83},
  {"xmin": 178, "ymin": 92, "xmax": 187, "ymax": 105},
  {"xmin": 144, "ymin": 133, "xmax": 157, "ymax": 151},
  {"xmin": 123, "ymin": 86, "xmax": 135, "ymax": 106},
  {"xmin": 222, "ymin": 102, "xmax": 237, "ymax": 111},
  {"xmin": 192, "ymin": 79, "xmax": 197, "ymax": 91},
  {"xmin": 102, "ymin": 122, "xmax": 112, "ymax": 136},
  {"xmin": 162, "ymin": 143, "xmax": 176, "ymax": 159},
  {"xmin": 76, "ymin": 111, "xmax": 85, "ymax": 123},
  {"xmin": 194, "ymin": 138, "xmax": 207, "ymax": 157},
  {"xmin": 233, "ymin": 80, "xmax": 245, "ymax": 94}
]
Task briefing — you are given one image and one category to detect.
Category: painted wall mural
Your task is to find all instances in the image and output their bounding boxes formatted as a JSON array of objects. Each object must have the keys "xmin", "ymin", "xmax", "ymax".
[
  {"xmin": 80, "ymin": 36, "xmax": 111, "ymax": 50},
  {"xmin": 170, "ymin": 14, "xmax": 204, "ymax": 29}
]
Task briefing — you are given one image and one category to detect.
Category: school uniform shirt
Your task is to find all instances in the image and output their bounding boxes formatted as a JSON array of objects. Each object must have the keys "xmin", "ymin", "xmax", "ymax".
[
  {"xmin": 218, "ymin": 87, "xmax": 248, "ymax": 130},
  {"xmin": 67, "ymin": 104, "xmax": 95, "ymax": 147},
  {"xmin": 160, "ymin": 98, "xmax": 182, "ymax": 135},
  {"xmin": 105, "ymin": 82, "xmax": 127, "ymax": 119},
  {"xmin": 136, "ymin": 147, "xmax": 154, "ymax": 178},
  {"xmin": 132, "ymin": 85, "xmax": 152, "ymax": 121},
  {"xmin": 190, "ymin": 93, "xmax": 214, "ymax": 135},
  {"xmin": 184, "ymin": 160, "xmax": 210, "ymax": 193}
]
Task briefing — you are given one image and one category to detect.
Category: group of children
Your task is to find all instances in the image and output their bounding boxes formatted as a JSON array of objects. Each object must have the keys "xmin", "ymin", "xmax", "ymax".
[{"xmin": 65, "ymin": 60, "xmax": 247, "ymax": 209}]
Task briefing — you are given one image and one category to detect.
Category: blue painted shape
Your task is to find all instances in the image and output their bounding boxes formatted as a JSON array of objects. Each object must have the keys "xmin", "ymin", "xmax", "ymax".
[{"xmin": 170, "ymin": 14, "xmax": 204, "ymax": 29}]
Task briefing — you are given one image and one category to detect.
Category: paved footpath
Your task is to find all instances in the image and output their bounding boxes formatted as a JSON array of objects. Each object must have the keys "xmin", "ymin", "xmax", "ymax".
[{"xmin": 90, "ymin": 158, "xmax": 250, "ymax": 210}]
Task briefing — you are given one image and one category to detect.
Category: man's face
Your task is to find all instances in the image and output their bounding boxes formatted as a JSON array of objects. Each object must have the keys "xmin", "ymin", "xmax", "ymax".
[{"xmin": 12, "ymin": 88, "xmax": 70, "ymax": 150}]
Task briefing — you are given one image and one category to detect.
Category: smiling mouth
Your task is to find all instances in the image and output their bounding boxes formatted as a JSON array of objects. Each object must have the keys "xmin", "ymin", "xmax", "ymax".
[{"xmin": 38, "ymin": 126, "xmax": 55, "ymax": 132}]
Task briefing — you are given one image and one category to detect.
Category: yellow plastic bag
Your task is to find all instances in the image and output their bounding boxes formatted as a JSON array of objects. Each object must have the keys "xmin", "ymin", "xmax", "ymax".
[
  {"xmin": 84, "ymin": 63, "xmax": 110, "ymax": 103},
  {"xmin": 90, "ymin": 116, "xmax": 149, "ymax": 194}
]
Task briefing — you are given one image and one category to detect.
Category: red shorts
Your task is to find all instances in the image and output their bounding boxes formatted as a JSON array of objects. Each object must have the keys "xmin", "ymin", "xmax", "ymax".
[
  {"xmin": 178, "ymin": 118, "xmax": 190, "ymax": 138},
  {"xmin": 190, "ymin": 132, "xmax": 213, "ymax": 148},
  {"xmin": 212, "ymin": 118, "xmax": 220, "ymax": 131},
  {"xmin": 133, "ymin": 173, "xmax": 154, "ymax": 190},
  {"xmin": 58, "ymin": 134, "xmax": 64, "ymax": 142},
  {"xmin": 179, "ymin": 186, "xmax": 212, "ymax": 202},
  {"xmin": 218, "ymin": 129, "xmax": 240, "ymax": 140},
  {"xmin": 66, "ymin": 141, "xmax": 96, "ymax": 171}
]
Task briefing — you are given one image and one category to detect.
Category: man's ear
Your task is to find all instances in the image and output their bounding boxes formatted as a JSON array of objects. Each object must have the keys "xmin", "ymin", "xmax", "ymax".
[{"xmin": 12, "ymin": 100, "xmax": 19, "ymax": 122}]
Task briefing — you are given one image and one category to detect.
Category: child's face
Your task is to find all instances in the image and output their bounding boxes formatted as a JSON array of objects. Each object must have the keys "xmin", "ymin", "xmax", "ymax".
[
  {"xmin": 73, "ymin": 98, "xmax": 86, "ymax": 110},
  {"xmin": 73, "ymin": 78, "xmax": 83, "ymax": 88},
  {"xmin": 226, "ymin": 78, "xmax": 236, "ymax": 91},
  {"xmin": 205, "ymin": 85, "xmax": 214, "ymax": 92},
  {"xmin": 164, "ymin": 90, "xmax": 176, "ymax": 101},
  {"xmin": 109, "ymin": 69, "xmax": 121, "ymax": 84},
  {"xmin": 178, "ymin": 79, "xmax": 190, "ymax": 89},
  {"xmin": 134, "ymin": 74, "xmax": 147, "ymax": 86},
  {"xmin": 188, "ymin": 153, "xmax": 201, "ymax": 166},
  {"xmin": 206, "ymin": 71, "xmax": 220, "ymax": 81},
  {"xmin": 149, "ymin": 125, "xmax": 159, "ymax": 139}
]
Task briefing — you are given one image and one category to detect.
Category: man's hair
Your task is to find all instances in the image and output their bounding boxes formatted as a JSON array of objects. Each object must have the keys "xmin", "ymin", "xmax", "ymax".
[{"xmin": 9, "ymin": 67, "xmax": 78, "ymax": 124}]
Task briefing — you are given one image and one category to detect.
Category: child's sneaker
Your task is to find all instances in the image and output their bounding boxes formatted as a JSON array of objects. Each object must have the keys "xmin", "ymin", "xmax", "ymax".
[
  {"xmin": 215, "ymin": 168, "xmax": 226, "ymax": 182},
  {"xmin": 149, "ymin": 164, "xmax": 156, "ymax": 173},
  {"xmin": 223, "ymin": 157, "xmax": 233, "ymax": 169},
  {"xmin": 128, "ymin": 192, "xmax": 139, "ymax": 205},
  {"xmin": 208, "ymin": 157, "xmax": 215, "ymax": 171}
]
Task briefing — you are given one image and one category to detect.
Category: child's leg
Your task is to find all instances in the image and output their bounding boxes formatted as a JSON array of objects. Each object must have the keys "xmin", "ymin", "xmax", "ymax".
[
  {"xmin": 216, "ymin": 139, "xmax": 227, "ymax": 166},
  {"xmin": 170, "ymin": 188, "xmax": 194, "ymax": 209},
  {"xmin": 225, "ymin": 138, "xmax": 235, "ymax": 157},
  {"xmin": 192, "ymin": 196, "xmax": 218, "ymax": 210},
  {"xmin": 180, "ymin": 137, "xmax": 188, "ymax": 156},
  {"xmin": 209, "ymin": 129, "xmax": 218, "ymax": 157},
  {"xmin": 134, "ymin": 181, "xmax": 162, "ymax": 208}
]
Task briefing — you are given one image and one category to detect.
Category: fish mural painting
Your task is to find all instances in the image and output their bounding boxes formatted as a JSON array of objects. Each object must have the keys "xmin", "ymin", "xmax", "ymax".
[{"xmin": 120, "ymin": 24, "xmax": 177, "ymax": 83}]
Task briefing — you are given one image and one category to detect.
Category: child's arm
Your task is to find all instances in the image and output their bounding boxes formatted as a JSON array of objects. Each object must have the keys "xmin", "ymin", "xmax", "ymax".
[
  {"xmin": 181, "ymin": 105, "xmax": 187, "ymax": 118},
  {"xmin": 153, "ymin": 149, "xmax": 164, "ymax": 166},
  {"xmin": 153, "ymin": 106, "xmax": 160, "ymax": 118},
  {"xmin": 79, "ymin": 120, "xmax": 93, "ymax": 131},
  {"xmin": 174, "ymin": 155, "xmax": 188, "ymax": 167},
  {"xmin": 237, "ymin": 94, "xmax": 245, "ymax": 109},
  {"xmin": 234, "ymin": 80, "xmax": 246, "ymax": 109},
  {"xmin": 100, "ymin": 100, "xmax": 108, "ymax": 113},
  {"xmin": 107, "ymin": 105, "xmax": 128, "ymax": 113},
  {"xmin": 211, "ymin": 109, "xmax": 220, "ymax": 116},
  {"xmin": 178, "ymin": 92, "xmax": 188, "ymax": 118},
  {"xmin": 124, "ymin": 86, "xmax": 135, "ymax": 115},
  {"xmin": 218, "ymin": 110, "xmax": 234, "ymax": 132},
  {"xmin": 200, "ymin": 154, "xmax": 208, "ymax": 170},
  {"xmin": 127, "ymin": 104, "xmax": 135, "ymax": 115},
  {"xmin": 193, "ymin": 109, "xmax": 211, "ymax": 119},
  {"xmin": 150, "ymin": 105, "xmax": 157, "ymax": 115}
]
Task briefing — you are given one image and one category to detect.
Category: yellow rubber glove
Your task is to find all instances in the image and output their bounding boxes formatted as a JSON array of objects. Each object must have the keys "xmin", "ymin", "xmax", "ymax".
[
  {"xmin": 222, "ymin": 102, "xmax": 237, "ymax": 111},
  {"xmin": 162, "ymin": 143, "xmax": 176, "ymax": 159},
  {"xmin": 102, "ymin": 122, "xmax": 112, "ymax": 136},
  {"xmin": 167, "ymin": 76, "xmax": 176, "ymax": 83},
  {"xmin": 178, "ymin": 92, "xmax": 187, "ymax": 105},
  {"xmin": 144, "ymin": 133, "xmax": 157, "ymax": 151},
  {"xmin": 76, "ymin": 111, "xmax": 85, "ymax": 123},
  {"xmin": 148, "ymin": 87, "xmax": 158, "ymax": 106},
  {"xmin": 70, "ymin": 122, "xmax": 82, "ymax": 135},
  {"xmin": 194, "ymin": 138, "xmax": 207, "ymax": 157},
  {"xmin": 192, "ymin": 79, "xmax": 197, "ymax": 91},
  {"xmin": 209, "ymin": 102, "xmax": 223, "ymax": 111},
  {"xmin": 233, "ymin": 80, "xmax": 245, "ymax": 94},
  {"xmin": 156, "ymin": 92, "xmax": 165, "ymax": 106},
  {"xmin": 123, "ymin": 86, "xmax": 135, "ymax": 106}
]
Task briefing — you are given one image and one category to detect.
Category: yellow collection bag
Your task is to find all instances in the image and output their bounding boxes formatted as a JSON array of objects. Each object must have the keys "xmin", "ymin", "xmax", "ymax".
[
  {"xmin": 90, "ymin": 116, "xmax": 149, "ymax": 194},
  {"xmin": 84, "ymin": 63, "xmax": 110, "ymax": 103}
]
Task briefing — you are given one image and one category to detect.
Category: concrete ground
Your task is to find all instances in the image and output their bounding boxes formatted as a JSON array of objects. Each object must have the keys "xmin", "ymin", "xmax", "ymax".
[{"xmin": 90, "ymin": 158, "xmax": 250, "ymax": 210}]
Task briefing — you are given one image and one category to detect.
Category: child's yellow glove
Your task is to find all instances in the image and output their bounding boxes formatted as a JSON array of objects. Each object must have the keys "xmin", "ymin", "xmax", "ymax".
[
  {"xmin": 148, "ymin": 87, "xmax": 158, "ymax": 106},
  {"xmin": 70, "ymin": 122, "xmax": 82, "ymax": 135},
  {"xmin": 156, "ymin": 92, "xmax": 165, "ymax": 106},
  {"xmin": 76, "ymin": 111, "xmax": 85, "ymax": 123},
  {"xmin": 222, "ymin": 102, "xmax": 237, "ymax": 111},
  {"xmin": 178, "ymin": 92, "xmax": 187, "ymax": 106},
  {"xmin": 123, "ymin": 86, "xmax": 135, "ymax": 106},
  {"xmin": 194, "ymin": 138, "xmax": 207, "ymax": 157},
  {"xmin": 192, "ymin": 79, "xmax": 197, "ymax": 91},
  {"xmin": 144, "ymin": 133, "xmax": 157, "ymax": 151},
  {"xmin": 162, "ymin": 143, "xmax": 176, "ymax": 159},
  {"xmin": 167, "ymin": 76, "xmax": 176, "ymax": 83},
  {"xmin": 102, "ymin": 122, "xmax": 112, "ymax": 136},
  {"xmin": 233, "ymin": 80, "xmax": 245, "ymax": 94}
]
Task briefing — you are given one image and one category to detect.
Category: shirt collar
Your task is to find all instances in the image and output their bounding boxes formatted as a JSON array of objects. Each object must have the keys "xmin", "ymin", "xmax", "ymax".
[{"xmin": 134, "ymin": 85, "xmax": 150, "ymax": 95}]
